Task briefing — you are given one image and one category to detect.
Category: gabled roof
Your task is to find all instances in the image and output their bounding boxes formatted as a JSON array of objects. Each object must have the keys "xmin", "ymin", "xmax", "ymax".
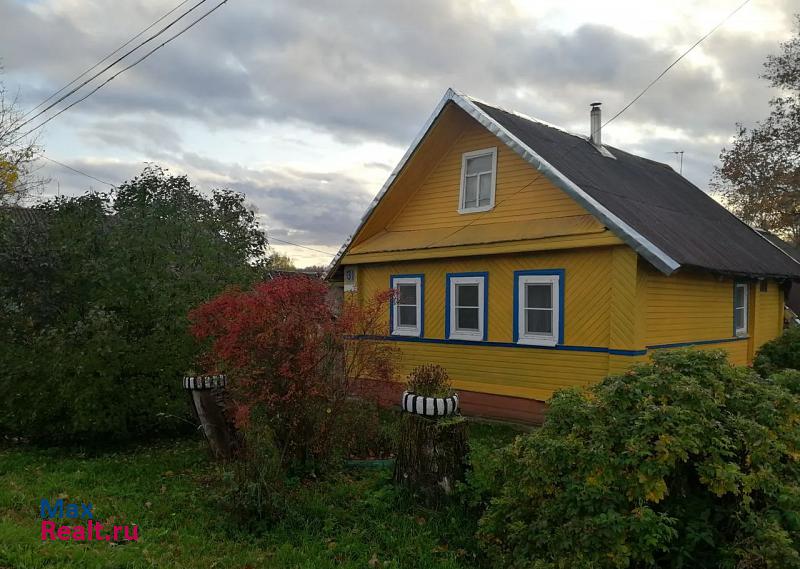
[{"xmin": 327, "ymin": 89, "xmax": 800, "ymax": 280}]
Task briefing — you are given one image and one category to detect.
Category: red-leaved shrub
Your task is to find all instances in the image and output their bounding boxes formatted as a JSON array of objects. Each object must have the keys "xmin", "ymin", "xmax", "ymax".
[{"xmin": 189, "ymin": 276, "xmax": 397, "ymax": 466}]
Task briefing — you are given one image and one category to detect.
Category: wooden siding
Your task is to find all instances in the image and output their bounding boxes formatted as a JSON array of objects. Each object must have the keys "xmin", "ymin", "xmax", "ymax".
[
  {"xmin": 387, "ymin": 118, "xmax": 588, "ymax": 233},
  {"xmin": 643, "ymin": 266, "xmax": 783, "ymax": 365},
  {"xmin": 347, "ymin": 103, "xmax": 614, "ymax": 260},
  {"xmin": 354, "ymin": 247, "xmax": 618, "ymax": 400},
  {"xmin": 644, "ymin": 268, "xmax": 735, "ymax": 346},
  {"xmin": 752, "ymin": 280, "xmax": 784, "ymax": 351},
  {"xmin": 357, "ymin": 248, "xmax": 616, "ymax": 346}
]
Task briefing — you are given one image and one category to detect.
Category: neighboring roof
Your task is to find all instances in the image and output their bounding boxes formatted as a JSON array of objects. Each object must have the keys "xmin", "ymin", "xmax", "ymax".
[
  {"xmin": 755, "ymin": 229, "xmax": 800, "ymax": 314},
  {"xmin": 0, "ymin": 205, "xmax": 47, "ymax": 225},
  {"xmin": 327, "ymin": 89, "xmax": 800, "ymax": 280}
]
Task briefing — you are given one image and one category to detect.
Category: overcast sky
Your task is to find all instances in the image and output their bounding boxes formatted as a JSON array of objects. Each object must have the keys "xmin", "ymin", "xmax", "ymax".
[{"xmin": 1, "ymin": 0, "xmax": 797, "ymax": 266}]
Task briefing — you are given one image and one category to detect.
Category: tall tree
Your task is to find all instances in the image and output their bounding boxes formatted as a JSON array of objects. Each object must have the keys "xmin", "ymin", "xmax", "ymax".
[
  {"xmin": 0, "ymin": 73, "xmax": 44, "ymax": 203},
  {"xmin": 0, "ymin": 166, "xmax": 270, "ymax": 442},
  {"xmin": 712, "ymin": 16, "xmax": 800, "ymax": 245}
]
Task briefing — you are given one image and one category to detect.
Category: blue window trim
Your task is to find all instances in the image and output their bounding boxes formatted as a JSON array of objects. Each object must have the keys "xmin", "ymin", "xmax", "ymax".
[
  {"xmin": 445, "ymin": 272, "xmax": 489, "ymax": 341},
  {"xmin": 513, "ymin": 269, "xmax": 565, "ymax": 345},
  {"xmin": 732, "ymin": 280, "xmax": 748, "ymax": 337},
  {"xmin": 389, "ymin": 274, "xmax": 425, "ymax": 338}
]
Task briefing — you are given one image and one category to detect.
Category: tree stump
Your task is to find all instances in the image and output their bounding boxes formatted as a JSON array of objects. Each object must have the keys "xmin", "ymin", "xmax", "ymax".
[{"xmin": 393, "ymin": 413, "xmax": 468, "ymax": 503}]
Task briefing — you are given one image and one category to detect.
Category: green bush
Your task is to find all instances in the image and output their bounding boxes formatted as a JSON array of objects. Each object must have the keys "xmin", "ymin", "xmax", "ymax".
[
  {"xmin": 478, "ymin": 349, "xmax": 800, "ymax": 569},
  {"xmin": 770, "ymin": 369, "xmax": 800, "ymax": 395},
  {"xmin": 406, "ymin": 364, "xmax": 452, "ymax": 397},
  {"xmin": 0, "ymin": 166, "xmax": 268, "ymax": 443},
  {"xmin": 754, "ymin": 326, "xmax": 800, "ymax": 376}
]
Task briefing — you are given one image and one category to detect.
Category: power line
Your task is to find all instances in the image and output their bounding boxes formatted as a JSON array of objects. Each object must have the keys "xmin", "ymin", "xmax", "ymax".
[
  {"xmin": 603, "ymin": 0, "xmax": 752, "ymax": 128},
  {"xmin": 18, "ymin": 0, "xmax": 196, "ymax": 122},
  {"xmin": 3, "ymin": 0, "xmax": 212, "ymax": 146},
  {"xmin": 269, "ymin": 237, "xmax": 338, "ymax": 256},
  {"xmin": 426, "ymin": 0, "xmax": 751, "ymax": 249},
  {"xmin": 40, "ymin": 155, "xmax": 118, "ymax": 188}
]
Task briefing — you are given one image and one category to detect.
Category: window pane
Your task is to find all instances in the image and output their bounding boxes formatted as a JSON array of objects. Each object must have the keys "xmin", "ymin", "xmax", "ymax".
[
  {"xmin": 526, "ymin": 283, "xmax": 552, "ymax": 309},
  {"xmin": 398, "ymin": 306, "xmax": 417, "ymax": 327},
  {"xmin": 466, "ymin": 154, "xmax": 492, "ymax": 175},
  {"xmin": 478, "ymin": 173, "xmax": 492, "ymax": 206},
  {"xmin": 456, "ymin": 283, "xmax": 479, "ymax": 307},
  {"xmin": 734, "ymin": 307, "xmax": 744, "ymax": 331},
  {"xmin": 464, "ymin": 176, "xmax": 478, "ymax": 208},
  {"xmin": 734, "ymin": 286, "xmax": 745, "ymax": 308},
  {"xmin": 457, "ymin": 307, "xmax": 479, "ymax": 330},
  {"xmin": 526, "ymin": 309, "xmax": 552, "ymax": 334},
  {"xmin": 397, "ymin": 283, "xmax": 416, "ymax": 305}
]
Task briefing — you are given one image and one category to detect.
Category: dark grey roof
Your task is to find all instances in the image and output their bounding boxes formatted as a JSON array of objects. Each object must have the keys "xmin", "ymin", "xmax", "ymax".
[
  {"xmin": 0, "ymin": 206, "xmax": 47, "ymax": 225},
  {"xmin": 475, "ymin": 101, "xmax": 800, "ymax": 279},
  {"xmin": 756, "ymin": 229, "xmax": 800, "ymax": 262}
]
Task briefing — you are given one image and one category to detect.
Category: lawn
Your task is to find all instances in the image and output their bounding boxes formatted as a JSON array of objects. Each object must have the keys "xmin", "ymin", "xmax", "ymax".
[{"xmin": 0, "ymin": 420, "xmax": 521, "ymax": 569}]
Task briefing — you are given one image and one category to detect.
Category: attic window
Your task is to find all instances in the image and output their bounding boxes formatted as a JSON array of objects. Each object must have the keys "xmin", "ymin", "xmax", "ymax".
[{"xmin": 459, "ymin": 147, "xmax": 497, "ymax": 213}]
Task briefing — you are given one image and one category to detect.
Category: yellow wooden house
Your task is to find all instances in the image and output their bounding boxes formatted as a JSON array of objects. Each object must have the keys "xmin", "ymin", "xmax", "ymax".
[{"xmin": 327, "ymin": 89, "xmax": 800, "ymax": 423}]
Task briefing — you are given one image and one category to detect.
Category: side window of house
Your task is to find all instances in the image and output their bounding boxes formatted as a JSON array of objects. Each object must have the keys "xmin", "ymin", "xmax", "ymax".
[
  {"xmin": 391, "ymin": 275, "xmax": 423, "ymax": 337},
  {"xmin": 515, "ymin": 271, "xmax": 562, "ymax": 346},
  {"xmin": 447, "ymin": 273, "xmax": 487, "ymax": 341},
  {"xmin": 459, "ymin": 147, "xmax": 497, "ymax": 213},
  {"xmin": 734, "ymin": 282, "xmax": 748, "ymax": 336}
]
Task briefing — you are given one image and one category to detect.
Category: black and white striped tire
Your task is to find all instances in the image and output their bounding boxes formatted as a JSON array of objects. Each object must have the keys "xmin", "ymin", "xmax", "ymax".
[
  {"xmin": 183, "ymin": 375, "xmax": 227, "ymax": 390},
  {"xmin": 401, "ymin": 391, "xmax": 459, "ymax": 417}
]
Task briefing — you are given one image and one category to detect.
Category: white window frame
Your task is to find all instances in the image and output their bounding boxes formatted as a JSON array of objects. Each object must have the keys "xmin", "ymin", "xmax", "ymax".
[
  {"xmin": 448, "ymin": 275, "xmax": 485, "ymax": 341},
  {"xmin": 458, "ymin": 147, "xmax": 497, "ymax": 214},
  {"xmin": 734, "ymin": 282, "xmax": 748, "ymax": 337},
  {"xmin": 517, "ymin": 274, "xmax": 560, "ymax": 347},
  {"xmin": 391, "ymin": 277, "xmax": 422, "ymax": 337}
]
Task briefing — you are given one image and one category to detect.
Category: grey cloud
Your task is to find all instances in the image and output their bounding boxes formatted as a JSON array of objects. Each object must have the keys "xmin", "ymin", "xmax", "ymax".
[{"xmin": 3, "ymin": 0, "xmax": 788, "ymax": 145}]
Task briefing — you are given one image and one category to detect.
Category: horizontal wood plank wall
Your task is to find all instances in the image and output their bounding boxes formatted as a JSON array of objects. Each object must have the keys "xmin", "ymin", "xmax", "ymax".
[
  {"xmin": 752, "ymin": 280, "xmax": 783, "ymax": 352},
  {"xmin": 644, "ymin": 268, "xmax": 736, "ymax": 346},
  {"xmin": 356, "ymin": 247, "xmax": 618, "ymax": 401}
]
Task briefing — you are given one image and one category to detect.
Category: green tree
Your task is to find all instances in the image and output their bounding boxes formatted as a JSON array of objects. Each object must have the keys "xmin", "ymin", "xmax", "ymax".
[
  {"xmin": 712, "ymin": 16, "xmax": 800, "ymax": 245},
  {"xmin": 0, "ymin": 166, "xmax": 268, "ymax": 442},
  {"xmin": 269, "ymin": 251, "xmax": 296, "ymax": 270}
]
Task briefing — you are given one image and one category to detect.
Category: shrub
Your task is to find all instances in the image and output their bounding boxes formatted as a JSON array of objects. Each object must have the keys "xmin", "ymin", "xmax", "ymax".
[
  {"xmin": 478, "ymin": 349, "xmax": 800, "ymax": 569},
  {"xmin": 770, "ymin": 369, "xmax": 800, "ymax": 395},
  {"xmin": 189, "ymin": 277, "xmax": 397, "ymax": 469},
  {"xmin": 0, "ymin": 166, "xmax": 267, "ymax": 443},
  {"xmin": 406, "ymin": 364, "xmax": 452, "ymax": 397},
  {"xmin": 219, "ymin": 408, "xmax": 287, "ymax": 526},
  {"xmin": 754, "ymin": 326, "xmax": 800, "ymax": 376}
]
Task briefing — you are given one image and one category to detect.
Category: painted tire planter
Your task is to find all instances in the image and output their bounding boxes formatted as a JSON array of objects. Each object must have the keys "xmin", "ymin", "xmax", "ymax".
[
  {"xmin": 183, "ymin": 374, "xmax": 227, "ymax": 390},
  {"xmin": 401, "ymin": 390, "xmax": 459, "ymax": 417}
]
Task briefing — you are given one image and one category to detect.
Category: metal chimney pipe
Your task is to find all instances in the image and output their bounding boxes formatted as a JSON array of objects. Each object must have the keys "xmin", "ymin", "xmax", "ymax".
[{"xmin": 590, "ymin": 102, "xmax": 602, "ymax": 146}]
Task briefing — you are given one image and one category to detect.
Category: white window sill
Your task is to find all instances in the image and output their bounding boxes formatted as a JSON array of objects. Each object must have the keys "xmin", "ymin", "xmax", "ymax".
[
  {"xmin": 449, "ymin": 331, "xmax": 483, "ymax": 342},
  {"xmin": 392, "ymin": 328, "xmax": 421, "ymax": 337},
  {"xmin": 458, "ymin": 204, "xmax": 494, "ymax": 215},
  {"xmin": 517, "ymin": 337, "xmax": 558, "ymax": 347},
  {"xmin": 734, "ymin": 330, "xmax": 748, "ymax": 338}
]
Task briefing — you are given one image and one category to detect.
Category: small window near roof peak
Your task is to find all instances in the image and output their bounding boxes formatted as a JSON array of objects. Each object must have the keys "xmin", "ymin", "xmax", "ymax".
[{"xmin": 459, "ymin": 147, "xmax": 497, "ymax": 213}]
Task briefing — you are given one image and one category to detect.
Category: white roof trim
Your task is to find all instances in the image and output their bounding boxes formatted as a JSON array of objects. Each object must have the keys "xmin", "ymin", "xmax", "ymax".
[{"xmin": 325, "ymin": 88, "xmax": 681, "ymax": 279}]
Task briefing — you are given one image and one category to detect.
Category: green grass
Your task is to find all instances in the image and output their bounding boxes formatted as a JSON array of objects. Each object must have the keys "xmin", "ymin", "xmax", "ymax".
[{"xmin": 0, "ymin": 421, "xmax": 521, "ymax": 568}]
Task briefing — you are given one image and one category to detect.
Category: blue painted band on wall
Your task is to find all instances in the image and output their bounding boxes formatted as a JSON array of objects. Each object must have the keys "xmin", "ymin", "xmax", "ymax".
[{"xmin": 355, "ymin": 334, "xmax": 748, "ymax": 356}]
